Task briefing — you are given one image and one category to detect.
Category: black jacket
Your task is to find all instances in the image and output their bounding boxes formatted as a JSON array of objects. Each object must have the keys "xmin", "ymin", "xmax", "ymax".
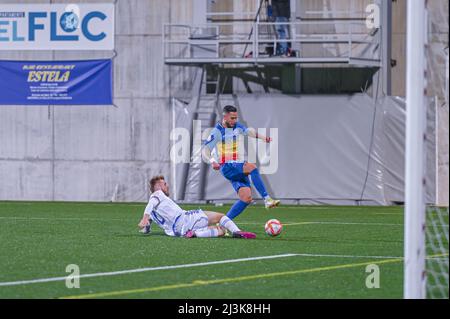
[{"xmin": 272, "ymin": 0, "xmax": 291, "ymax": 18}]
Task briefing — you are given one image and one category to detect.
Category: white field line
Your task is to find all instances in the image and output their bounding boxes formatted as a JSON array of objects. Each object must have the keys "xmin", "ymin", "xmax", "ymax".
[
  {"xmin": 0, "ymin": 216, "xmax": 125, "ymax": 222},
  {"xmin": 287, "ymin": 221, "xmax": 404, "ymax": 226},
  {"xmin": 0, "ymin": 252, "xmax": 404, "ymax": 288},
  {"xmin": 262, "ymin": 207, "xmax": 401, "ymax": 211},
  {"xmin": 0, "ymin": 218, "xmax": 406, "ymax": 227},
  {"xmin": 0, "ymin": 254, "xmax": 298, "ymax": 287},
  {"xmin": 239, "ymin": 221, "xmax": 404, "ymax": 226}
]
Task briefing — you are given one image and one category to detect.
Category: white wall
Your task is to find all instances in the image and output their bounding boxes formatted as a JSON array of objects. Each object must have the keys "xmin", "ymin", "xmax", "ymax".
[{"xmin": 0, "ymin": 0, "xmax": 195, "ymax": 201}]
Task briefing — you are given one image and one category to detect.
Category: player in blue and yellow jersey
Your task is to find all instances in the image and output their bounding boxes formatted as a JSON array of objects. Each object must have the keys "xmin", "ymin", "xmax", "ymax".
[{"xmin": 203, "ymin": 105, "xmax": 280, "ymax": 220}]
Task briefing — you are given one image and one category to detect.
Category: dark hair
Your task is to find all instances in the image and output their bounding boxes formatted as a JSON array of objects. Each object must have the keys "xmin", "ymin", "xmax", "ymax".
[
  {"xmin": 223, "ymin": 105, "xmax": 237, "ymax": 114},
  {"xmin": 149, "ymin": 175, "xmax": 165, "ymax": 193}
]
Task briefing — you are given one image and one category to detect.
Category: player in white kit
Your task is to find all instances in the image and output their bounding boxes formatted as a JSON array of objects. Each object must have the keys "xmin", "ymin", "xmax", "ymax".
[{"xmin": 137, "ymin": 176, "xmax": 256, "ymax": 239}]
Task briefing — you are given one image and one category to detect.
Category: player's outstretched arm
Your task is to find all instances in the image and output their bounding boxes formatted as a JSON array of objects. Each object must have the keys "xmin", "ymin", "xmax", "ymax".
[
  {"xmin": 247, "ymin": 128, "xmax": 272, "ymax": 143},
  {"xmin": 202, "ymin": 145, "xmax": 221, "ymax": 170},
  {"xmin": 138, "ymin": 214, "xmax": 150, "ymax": 229},
  {"xmin": 138, "ymin": 214, "xmax": 152, "ymax": 234},
  {"xmin": 139, "ymin": 195, "xmax": 160, "ymax": 230},
  {"xmin": 203, "ymin": 128, "xmax": 221, "ymax": 169}
]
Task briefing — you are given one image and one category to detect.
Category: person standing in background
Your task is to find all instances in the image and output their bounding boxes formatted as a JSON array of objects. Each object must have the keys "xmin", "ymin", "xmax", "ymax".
[{"xmin": 270, "ymin": 0, "xmax": 292, "ymax": 57}]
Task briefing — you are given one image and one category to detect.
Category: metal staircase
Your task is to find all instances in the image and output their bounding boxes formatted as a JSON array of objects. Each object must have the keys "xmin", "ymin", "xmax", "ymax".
[
  {"xmin": 168, "ymin": 1, "xmax": 390, "ymax": 202},
  {"xmin": 180, "ymin": 66, "xmax": 235, "ymax": 201}
]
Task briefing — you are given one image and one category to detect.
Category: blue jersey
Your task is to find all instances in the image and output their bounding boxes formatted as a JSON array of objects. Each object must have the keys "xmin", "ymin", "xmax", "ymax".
[{"xmin": 204, "ymin": 122, "xmax": 249, "ymax": 164}]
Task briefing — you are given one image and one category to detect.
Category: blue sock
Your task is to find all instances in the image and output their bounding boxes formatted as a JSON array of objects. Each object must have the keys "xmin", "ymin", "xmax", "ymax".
[
  {"xmin": 250, "ymin": 169, "xmax": 268, "ymax": 198},
  {"xmin": 226, "ymin": 200, "xmax": 249, "ymax": 220}
]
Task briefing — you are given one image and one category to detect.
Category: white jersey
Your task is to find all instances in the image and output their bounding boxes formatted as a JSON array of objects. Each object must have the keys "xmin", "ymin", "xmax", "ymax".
[{"xmin": 144, "ymin": 190, "xmax": 185, "ymax": 236}]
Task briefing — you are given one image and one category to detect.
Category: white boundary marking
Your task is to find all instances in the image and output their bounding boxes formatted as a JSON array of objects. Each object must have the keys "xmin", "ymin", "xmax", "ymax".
[
  {"xmin": 0, "ymin": 254, "xmax": 297, "ymax": 287},
  {"xmin": 295, "ymin": 253, "xmax": 402, "ymax": 259},
  {"xmin": 291, "ymin": 221, "xmax": 403, "ymax": 226},
  {"xmin": 0, "ymin": 217, "xmax": 405, "ymax": 226},
  {"xmin": 0, "ymin": 253, "xmax": 403, "ymax": 288},
  {"xmin": 239, "ymin": 221, "xmax": 404, "ymax": 226},
  {"xmin": 0, "ymin": 216, "xmax": 125, "ymax": 222}
]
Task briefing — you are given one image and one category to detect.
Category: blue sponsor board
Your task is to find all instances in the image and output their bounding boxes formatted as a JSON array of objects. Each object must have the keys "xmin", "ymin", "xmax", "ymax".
[
  {"xmin": 0, "ymin": 59, "xmax": 113, "ymax": 105},
  {"xmin": 0, "ymin": 4, "xmax": 115, "ymax": 50}
]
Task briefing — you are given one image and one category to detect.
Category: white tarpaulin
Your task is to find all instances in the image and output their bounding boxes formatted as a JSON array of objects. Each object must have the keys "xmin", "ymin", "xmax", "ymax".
[{"xmin": 173, "ymin": 94, "xmax": 436, "ymax": 205}]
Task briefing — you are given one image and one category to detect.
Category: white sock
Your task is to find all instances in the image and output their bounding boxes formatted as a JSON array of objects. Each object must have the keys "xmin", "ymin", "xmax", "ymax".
[
  {"xmin": 264, "ymin": 195, "xmax": 271, "ymax": 201},
  {"xmin": 219, "ymin": 216, "xmax": 240, "ymax": 233},
  {"xmin": 194, "ymin": 228, "xmax": 219, "ymax": 238}
]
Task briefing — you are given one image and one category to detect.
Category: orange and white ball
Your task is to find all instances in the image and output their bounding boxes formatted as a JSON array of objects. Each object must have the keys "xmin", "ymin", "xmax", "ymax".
[{"xmin": 264, "ymin": 219, "xmax": 283, "ymax": 237}]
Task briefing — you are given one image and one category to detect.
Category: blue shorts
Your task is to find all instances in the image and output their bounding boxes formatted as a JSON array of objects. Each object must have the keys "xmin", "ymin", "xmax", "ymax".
[{"xmin": 220, "ymin": 162, "xmax": 251, "ymax": 193}]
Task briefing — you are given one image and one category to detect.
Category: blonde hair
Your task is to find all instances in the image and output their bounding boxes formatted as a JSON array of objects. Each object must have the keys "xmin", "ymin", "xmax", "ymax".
[{"xmin": 149, "ymin": 175, "xmax": 165, "ymax": 193}]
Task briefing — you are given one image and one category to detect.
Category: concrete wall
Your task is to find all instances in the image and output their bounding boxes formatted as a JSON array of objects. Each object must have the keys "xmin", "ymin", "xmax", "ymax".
[
  {"xmin": 428, "ymin": 0, "xmax": 449, "ymax": 206},
  {"xmin": 391, "ymin": 0, "xmax": 406, "ymax": 97},
  {"xmin": 391, "ymin": 0, "xmax": 450, "ymax": 205},
  {"xmin": 298, "ymin": 0, "xmax": 449, "ymax": 206},
  {"xmin": 206, "ymin": 0, "xmax": 449, "ymax": 206},
  {"xmin": 0, "ymin": 0, "xmax": 195, "ymax": 202},
  {"xmin": 0, "ymin": 0, "xmax": 447, "ymax": 205},
  {"xmin": 385, "ymin": 0, "xmax": 449, "ymax": 205}
]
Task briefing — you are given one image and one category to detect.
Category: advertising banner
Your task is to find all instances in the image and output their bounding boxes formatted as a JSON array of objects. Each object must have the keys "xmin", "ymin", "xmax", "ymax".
[
  {"xmin": 0, "ymin": 4, "xmax": 114, "ymax": 50},
  {"xmin": 0, "ymin": 59, "xmax": 113, "ymax": 105}
]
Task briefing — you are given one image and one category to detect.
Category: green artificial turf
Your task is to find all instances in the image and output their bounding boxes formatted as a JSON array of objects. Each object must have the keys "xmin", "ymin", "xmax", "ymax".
[{"xmin": 0, "ymin": 202, "xmax": 409, "ymax": 298}]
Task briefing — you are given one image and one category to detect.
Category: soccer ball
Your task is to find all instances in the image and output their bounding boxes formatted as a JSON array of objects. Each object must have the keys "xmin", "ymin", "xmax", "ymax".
[{"xmin": 265, "ymin": 219, "xmax": 283, "ymax": 237}]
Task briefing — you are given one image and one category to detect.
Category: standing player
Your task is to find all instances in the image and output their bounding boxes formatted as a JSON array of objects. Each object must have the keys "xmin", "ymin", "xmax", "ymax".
[
  {"xmin": 203, "ymin": 105, "xmax": 280, "ymax": 220},
  {"xmin": 138, "ymin": 175, "xmax": 256, "ymax": 239}
]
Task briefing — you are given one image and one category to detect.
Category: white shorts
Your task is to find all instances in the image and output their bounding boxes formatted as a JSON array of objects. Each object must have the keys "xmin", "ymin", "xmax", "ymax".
[{"xmin": 175, "ymin": 209, "xmax": 209, "ymax": 237}]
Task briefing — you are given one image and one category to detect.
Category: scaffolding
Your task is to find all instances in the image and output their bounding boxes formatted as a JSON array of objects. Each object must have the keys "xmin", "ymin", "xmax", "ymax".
[
  {"xmin": 163, "ymin": 20, "xmax": 381, "ymax": 67},
  {"xmin": 166, "ymin": 0, "xmax": 389, "ymax": 202}
]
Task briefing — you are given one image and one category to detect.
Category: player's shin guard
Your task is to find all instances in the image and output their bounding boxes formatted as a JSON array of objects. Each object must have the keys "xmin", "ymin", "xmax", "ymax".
[
  {"xmin": 194, "ymin": 228, "xmax": 220, "ymax": 238},
  {"xmin": 219, "ymin": 215, "xmax": 241, "ymax": 233},
  {"xmin": 250, "ymin": 169, "xmax": 268, "ymax": 198},
  {"xmin": 226, "ymin": 200, "xmax": 249, "ymax": 220}
]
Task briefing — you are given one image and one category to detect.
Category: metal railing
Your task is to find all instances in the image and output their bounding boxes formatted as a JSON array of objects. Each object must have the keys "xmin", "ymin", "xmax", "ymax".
[{"xmin": 163, "ymin": 20, "xmax": 381, "ymax": 66}]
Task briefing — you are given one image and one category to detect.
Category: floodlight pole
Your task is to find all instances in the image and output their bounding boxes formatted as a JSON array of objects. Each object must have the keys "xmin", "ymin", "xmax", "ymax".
[{"xmin": 404, "ymin": 0, "xmax": 427, "ymax": 299}]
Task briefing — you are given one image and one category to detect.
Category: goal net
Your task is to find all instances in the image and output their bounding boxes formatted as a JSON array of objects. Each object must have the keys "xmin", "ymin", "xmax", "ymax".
[
  {"xmin": 424, "ymin": 0, "xmax": 449, "ymax": 299},
  {"xmin": 404, "ymin": 0, "xmax": 449, "ymax": 299},
  {"xmin": 425, "ymin": 206, "xmax": 449, "ymax": 298}
]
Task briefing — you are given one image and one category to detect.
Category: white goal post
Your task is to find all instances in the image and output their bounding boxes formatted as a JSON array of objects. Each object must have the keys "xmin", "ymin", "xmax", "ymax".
[{"xmin": 404, "ymin": 0, "xmax": 427, "ymax": 299}]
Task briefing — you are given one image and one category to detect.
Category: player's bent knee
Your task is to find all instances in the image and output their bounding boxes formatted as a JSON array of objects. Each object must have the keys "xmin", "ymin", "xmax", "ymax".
[
  {"xmin": 213, "ymin": 213, "xmax": 224, "ymax": 224},
  {"xmin": 244, "ymin": 162, "xmax": 257, "ymax": 173},
  {"xmin": 206, "ymin": 211, "xmax": 224, "ymax": 224},
  {"xmin": 241, "ymin": 195, "xmax": 252, "ymax": 203},
  {"xmin": 238, "ymin": 187, "xmax": 252, "ymax": 203}
]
